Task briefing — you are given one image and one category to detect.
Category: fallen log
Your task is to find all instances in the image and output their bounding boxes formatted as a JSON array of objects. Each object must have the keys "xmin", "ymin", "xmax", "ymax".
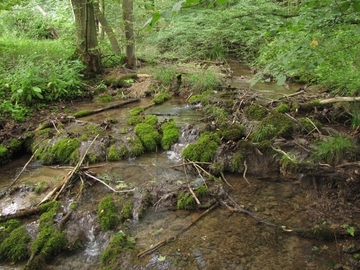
[{"xmin": 0, "ymin": 206, "xmax": 40, "ymax": 222}]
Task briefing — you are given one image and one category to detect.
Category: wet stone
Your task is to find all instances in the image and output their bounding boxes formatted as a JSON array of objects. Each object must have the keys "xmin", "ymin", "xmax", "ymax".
[{"xmin": 170, "ymin": 224, "xmax": 183, "ymax": 231}]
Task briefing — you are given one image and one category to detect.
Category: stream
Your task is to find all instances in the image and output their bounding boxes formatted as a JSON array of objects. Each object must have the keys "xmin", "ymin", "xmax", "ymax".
[{"xmin": 0, "ymin": 63, "xmax": 354, "ymax": 270}]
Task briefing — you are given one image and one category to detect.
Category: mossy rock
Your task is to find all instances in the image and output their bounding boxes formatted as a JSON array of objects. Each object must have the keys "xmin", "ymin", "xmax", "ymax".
[
  {"xmin": 73, "ymin": 110, "xmax": 92, "ymax": 118},
  {"xmin": 108, "ymin": 144, "xmax": 127, "ymax": 161},
  {"xmin": 275, "ymin": 103, "xmax": 290, "ymax": 113},
  {"xmin": 97, "ymin": 195, "xmax": 120, "ymax": 231},
  {"xmin": 37, "ymin": 138, "xmax": 80, "ymax": 165},
  {"xmin": 0, "ymin": 220, "xmax": 31, "ymax": 262},
  {"xmin": 251, "ymin": 112, "xmax": 294, "ymax": 141},
  {"xmin": 220, "ymin": 125, "xmax": 246, "ymax": 141},
  {"xmin": 182, "ymin": 132, "xmax": 220, "ymax": 162},
  {"xmin": 160, "ymin": 120, "xmax": 180, "ymax": 150},
  {"xmin": 231, "ymin": 151, "xmax": 245, "ymax": 172},
  {"xmin": 129, "ymin": 106, "xmax": 144, "ymax": 116},
  {"xmin": 126, "ymin": 115, "xmax": 143, "ymax": 126},
  {"xmin": 100, "ymin": 231, "xmax": 135, "ymax": 267},
  {"xmin": 245, "ymin": 104, "xmax": 267, "ymax": 120},
  {"xmin": 128, "ymin": 137, "xmax": 144, "ymax": 156},
  {"xmin": 143, "ymin": 115, "xmax": 158, "ymax": 126},
  {"xmin": 134, "ymin": 123, "xmax": 161, "ymax": 151},
  {"xmin": 151, "ymin": 92, "xmax": 172, "ymax": 104}
]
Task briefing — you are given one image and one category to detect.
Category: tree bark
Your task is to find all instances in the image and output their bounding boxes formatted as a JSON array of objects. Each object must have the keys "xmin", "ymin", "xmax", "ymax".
[
  {"xmin": 98, "ymin": 0, "xmax": 105, "ymax": 39},
  {"xmin": 71, "ymin": 0, "xmax": 102, "ymax": 74},
  {"xmin": 94, "ymin": 0, "xmax": 121, "ymax": 54},
  {"xmin": 122, "ymin": 0, "xmax": 136, "ymax": 67}
]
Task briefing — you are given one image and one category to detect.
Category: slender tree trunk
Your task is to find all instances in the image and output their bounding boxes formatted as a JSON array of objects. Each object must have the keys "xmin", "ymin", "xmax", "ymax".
[
  {"xmin": 98, "ymin": 0, "xmax": 105, "ymax": 39},
  {"xmin": 122, "ymin": 0, "xmax": 136, "ymax": 67},
  {"xmin": 94, "ymin": 0, "xmax": 121, "ymax": 54},
  {"xmin": 71, "ymin": 0, "xmax": 102, "ymax": 74}
]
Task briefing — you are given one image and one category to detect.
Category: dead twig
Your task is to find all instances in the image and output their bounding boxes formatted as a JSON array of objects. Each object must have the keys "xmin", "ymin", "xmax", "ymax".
[
  {"xmin": 7, "ymin": 149, "xmax": 38, "ymax": 190},
  {"xmin": 220, "ymin": 171, "xmax": 234, "ymax": 190},
  {"xmin": 243, "ymin": 160, "xmax": 251, "ymax": 186},
  {"xmin": 183, "ymin": 161, "xmax": 201, "ymax": 205}
]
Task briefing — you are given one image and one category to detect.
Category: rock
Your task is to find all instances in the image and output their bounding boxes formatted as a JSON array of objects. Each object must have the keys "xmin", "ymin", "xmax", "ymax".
[
  {"xmin": 342, "ymin": 243, "xmax": 360, "ymax": 254},
  {"xmin": 333, "ymin": 263, "xmax": 343, "ymax": 270}
]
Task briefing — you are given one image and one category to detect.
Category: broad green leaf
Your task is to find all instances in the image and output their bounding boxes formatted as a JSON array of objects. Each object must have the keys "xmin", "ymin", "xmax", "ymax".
[
  {"xmin": 160, "ymin": 10, "xmax": 172, "ymax": 19},
  {"xmin": 172, "ymin": 0, "xmax": 185, "ymax": 12},
  {"xmin": 32, "ymin": 86, "xmax": 42, "ymax": 93},
  {"xmin": 339, "ymin": 1, "xmax": 351, "ymax": 12},
  {"xmin": 352, "ymin": 1, "xmax": 360, "ymax": 12},
  {"xmin": 216, "ymin": 0, "xmax": 227, "ymax": 5},
  {"xmin": 276, "ymin": 74, "xmax": 286, "ymax": 86}
]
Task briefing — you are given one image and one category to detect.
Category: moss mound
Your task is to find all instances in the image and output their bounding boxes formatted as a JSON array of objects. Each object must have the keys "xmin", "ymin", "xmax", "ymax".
[
  {"xmin": 134, "ymin": 123, "xmax": 161, "ymax": 151},
  {"xmin": 161, "ymin": 120, "xmax": 180, "ymax": 150},
  {"xmin": 97, "ymin": 195, "xmax": 120, "ymax": 231},
  {"xmin": 182, "ymin": 132, "xmax": 220, "ymax": 162}
]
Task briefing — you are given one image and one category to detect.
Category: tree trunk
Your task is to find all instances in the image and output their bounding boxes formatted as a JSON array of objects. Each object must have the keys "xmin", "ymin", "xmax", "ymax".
[
  {"xmin": 122, "ymin": 0, "xmax": 136, "ymax": 67},
  {"xmin": 71, "ymin": 0, "xmax": 102, "ymax": 74},
  {"xmin": 94, "ymin": 0, "xmax": 121, "ymax": 54},
  {"xmin": 98, "ymin": 0, "xmax": 105, "ymax": 39}
]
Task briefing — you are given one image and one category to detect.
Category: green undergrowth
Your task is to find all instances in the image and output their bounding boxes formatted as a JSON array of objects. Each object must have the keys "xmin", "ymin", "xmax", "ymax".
[
  {"xmin": 100, "ymin": 230, "xmax": 135, "ymax": 269},
  {"xmin": 97, "ymin": 195, "xmax": 133, "ymax": 231},
  {"xmin": 0, "ymin": 219, "xmax": 31, "ymax": 263},
  {"xmin": 311, "ymin": 135, "xmax": 358, "ymax": 166},
  {"xmin": 182, "ymin": 132, "xmax": 221, "ymax": 162}
]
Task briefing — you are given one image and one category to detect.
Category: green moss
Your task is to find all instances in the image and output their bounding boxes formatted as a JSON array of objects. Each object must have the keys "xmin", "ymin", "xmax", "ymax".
[
  {"xmin": 100, "ymin": 231, "xmax": 135, "ymax": 267},
  {"xmin": 73, "ymin": 110, "xmax": 92, "ymax": 118},
  {"xmin": 194, "ymin": 185, "xmax": 208, "ymax": 197},
  {"xmin": 87, "ymin": 123, "xmax": 101, "ymax": 135},
  {"xmin": 161, "ymin": 120, "xmax": 180, "ymax": 150},
  {"xmin": 36, "ymin": 128, "xmax": 52, "ymax": 137},
  {"xmin": 220, "ymin": 125, "xmax": 246, "ymax": 141},
  {"xmin": 10, "ymin": 139, "xmax": 22, "ymax": 149},
  {"xmin": 96, "ymin": 94, "xmax": 114, "ymax": 103},
  {"xmin": 0, "ymin": 145, "xmax": 8, "ymax": 158},
  {"xmin": 126, "ymin": 115, "xmax": 143, "ymax": 125},
  {"xmin": 128, "ymin": 137, "xmax": 144, "ymax": 156},
  {"xmin": 182, "ymin": 132, "xmax": 220, "ymax": 162},
  {"xmin": 35, "ymin": 181, "xmax": 47, "ymax": 194},
  {"xmin": 177, "ymin": 191, "xmax": 195, "ymax": 210},
  {"xmin": 134, "ymin": 123, "xmax": 161, "ymax": 151},
  {"xmin": 252, "ymin": 112, "xmax": 294, "ymax": 142},
  {"xmin": 51, "ymin": 138, "xmax": 80, "ymax": 164},
  {"xmin": 0, "ymin": 219, "xmax": 21, "ymax": 241},
  {"xmin": 275, "ymin": 103, "xmax": 290, "ymax": 113},
  {"xmin": 121, "ymin": 200, "xmax": 133, "ymax": 220},
  {"xmin": 151, "ymin": 92, "xmax": 172, "ymax": 104},
  {"xmin": 245, "ymin": 104, "xmax": 267, "ymax": 120},
  {"xmin": 0, "ymin": 225, "xmax": 31, "ymax": 262},
  {"xmin": 108, "ymin": 145, "xmax": 121, "ymax": 161},
  {"xmin": 280, "ymin": 155, "xmax": 299, "ymax": 176},
  {"xmin": 129, "ymin": 106, "xmax": 144, "ymax": 116},
  {"xmin": 298, "ymin": 117, "xmax": 322, "ymax": 134},
  {"xmin": 231, "ymin": 151, "xmax": 244, "ymax": 172},
  {"xmin": 98, "ymin": 195, "xmax": 120, "ymax": 231},
  {"xmin": 143, "ymin": 115, "xmax": 158, "ymax": 126}
]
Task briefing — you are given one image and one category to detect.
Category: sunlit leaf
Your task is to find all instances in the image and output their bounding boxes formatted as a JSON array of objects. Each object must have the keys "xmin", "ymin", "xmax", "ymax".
[
  {"xmin": 276, "ymin": 74, "xmax": 286, "ymax": 86},
  {"xmin": 172, "ymin": 0, "xmax": 185, "ymax": 12},
  {"xmin": 158, "ymin": 255, "xmax": 166, "ymax": 262}
]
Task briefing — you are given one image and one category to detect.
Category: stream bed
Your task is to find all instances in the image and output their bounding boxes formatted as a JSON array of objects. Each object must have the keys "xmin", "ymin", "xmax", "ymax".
[{"xmin": 0, "ymin": 63, "xmax": 358, "ymax": 270}]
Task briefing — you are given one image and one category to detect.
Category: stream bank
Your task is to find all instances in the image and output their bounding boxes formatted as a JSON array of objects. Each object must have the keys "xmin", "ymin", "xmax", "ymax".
[{"xmin": 1, "ymin": 62, "xmax": 360, "ymax": 270}]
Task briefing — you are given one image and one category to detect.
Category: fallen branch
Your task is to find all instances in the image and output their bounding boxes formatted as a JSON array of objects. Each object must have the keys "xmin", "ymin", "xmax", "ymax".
[
  {"xmin": 242, "ymin": 160, "xmax": 251, "ymax": 186},
  {"xmin": 7, "ymin": 149, "xmax": 38, "ymax": 190},
  {"xmin": 319, "ymin": 96, "xmax": 360, "ymax": 104},
  {"xmin": 137, "ymin": 202, "xmax": 217, "ymax": 258},
  {"xmin": 74, "ymin": 99, "xmax": 140, "ymax": 118},
  {"xmin": 0, "ymin": 206, "xmax": 41, "ymax": 222}
]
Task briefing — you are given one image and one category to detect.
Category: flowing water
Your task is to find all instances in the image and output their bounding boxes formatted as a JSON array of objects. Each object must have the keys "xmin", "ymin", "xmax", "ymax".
[{"xmin": 0, "ymin": 64, "xmax": 347, "ymax": 270}]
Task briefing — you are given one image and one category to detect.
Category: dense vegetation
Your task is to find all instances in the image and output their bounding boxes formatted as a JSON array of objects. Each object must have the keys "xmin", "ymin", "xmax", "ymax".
[{"xmin": 0, "ymin": 0, "xmax": 359, "ymax": 123}]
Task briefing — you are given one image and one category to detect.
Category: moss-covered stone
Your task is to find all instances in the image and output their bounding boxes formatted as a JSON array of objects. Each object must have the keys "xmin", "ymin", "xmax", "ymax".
[
  {"xmin": 129, "ymin": 106, "xmax": 144, "ymax": 116},
  {"xmin": 73, "ymin": 110, "xmax": 92, "ymax": 118},
  {"xmin": 134, "ymin": 123, "xmax": 161, "ymax": 151},
  {"xmin": 96, "ymin": 94, "xmax": 114, "ymax": 103},
  {"xmin": 182, "ymin": 132, "xmax": 220, "ymax": 162},
  {"xmin": 100, "ymin": 231, "xmax": 135, "ymax": 267},
  {"xmin": 231, "ymin": 151, "xmax": 244, "ymax": 172},
  {"xmin": 143, "ymin": 115, "xmax": 158, "ymax": 126},
  {"xmin": 128, "ymin": 137, "xmax": 144, "ymax": 156},
  {"xmin": 97, "ymin": 195, "xmax": 120, "ymax": 231},
  {"xmin": 126, "ymin": 115, "xmax": 143, "ymax": 126},
  {"xmin": 51, "ymin": 138, "xmax": 80, "ymax": 164},
  {"xmin": 161, "ymin": 120, "xmax": 180, "ymax": 150},
  {"xmin": 245, "ymin": 104, "xmax": 267, "ymax": 120},
  {"xmin": 220, "ymin": 125, "xmax": 246, "ymax": 141},
  {"xmin": 151, "ymin": 92, "xmax": 172, "ymax": 104},
  {"xmin": 108, "ymin": 144, "xmax": 125, "ymax": 161},
  {"xmin": 0, "ymin": 225, "xmax": 31, "ymax": 262},
  {"xmin": 275, "ymin": 103, "xmax": 290, "ymax": 113},
  {"xmin": 177, "ymin": 191, "xmax": 195, "ymax": 210},
  {"xmin": 121, "ymin": 200, "xmax": 133, "ymax": 220}
]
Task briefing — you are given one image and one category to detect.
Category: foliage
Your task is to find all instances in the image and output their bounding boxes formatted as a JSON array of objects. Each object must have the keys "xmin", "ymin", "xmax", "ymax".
[
  {"xmin": 97, "ymin": 195, "xmax": 120, "ymax": 231},
  {"xmin": 100, "ymin": 231, "xmax": 135, "ymax": 267},
  {"xmin": 126, "ymin": 115, "xmax": 144, "ymax": 125},
  {"xmin": 143, "ymin": 114, "xmax": 158, "ymax": 126},
  {"xmin": 245, "ymin": 104, "xmax": 267, "ymax": 120},
  {"xmin": 182, "ymin": 132, "xmax": 220, "ymax": 162},
  {"xmin": 160, "ymin": 120, "xmax": 180, "ymax": 150},
  {"xmin": 177, "ymin": 190, "xmax": 195, "ymax": 209},
  {"xmin": 108, "ymin": 145, "xmax": 121, "ymax": 161},
  {"xmin": 154, "ymin": 66, "xmax": 178, "ymax": 86},
  {"xmin": 254, "ymin": 0, "xmax": 360, "ymax": 95},
  {"xmin": 311, "ymin": 135, "xmax": 357, "ymax": 166},
  {"xmin": 188, "ymin": 69, "xmax": 222, "ymax": 92}
]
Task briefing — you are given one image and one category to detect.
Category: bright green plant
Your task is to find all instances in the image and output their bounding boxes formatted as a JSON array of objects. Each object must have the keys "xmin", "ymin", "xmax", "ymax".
[
  {"xmin": 189, "ymin": 69, "xmax": 222, "ymax": 92},
  {"xmin": 182, "ymin": 132, "xmax": 220, "ymax": 162},
  {"xmin": 160, "ymin": 120, "xmax": 180, "ymax": 150},
  {"xmin": 154, "ymin": 66, "xmax": 178, "ymax": 86},
  {"xmin": 151, "ymin": 92, "xmax": 172, "ymax": 104},
  {"xmin": 134, "ymin": 123, "xmax": 161, "ymax": 151},
  {"xmin": 311, "ymin": 135, "xmax": 357, "ymax": 166},
  {"xmin": 97, "ymin": 195, "xmax": 120, "ymax": 231}
]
